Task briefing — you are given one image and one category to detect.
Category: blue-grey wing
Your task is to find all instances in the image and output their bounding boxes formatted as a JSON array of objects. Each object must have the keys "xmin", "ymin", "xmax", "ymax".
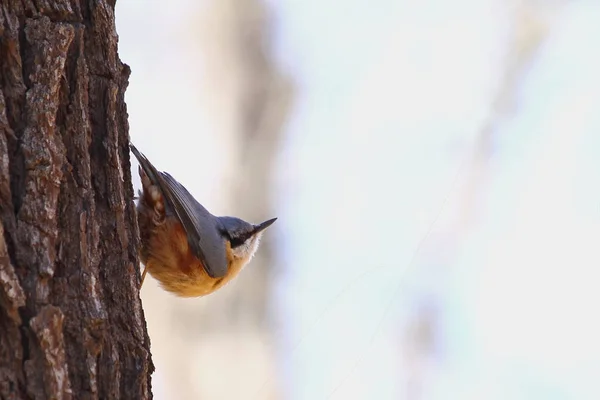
[{"xmin": 158, "ymin": 173, "xmax": 228, "ymax": 278}]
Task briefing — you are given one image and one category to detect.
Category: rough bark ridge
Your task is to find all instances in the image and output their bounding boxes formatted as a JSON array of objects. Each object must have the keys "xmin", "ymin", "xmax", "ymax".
[{"xmin": 0, "ymin": 1, "xmax": 153, "ymax": 399}]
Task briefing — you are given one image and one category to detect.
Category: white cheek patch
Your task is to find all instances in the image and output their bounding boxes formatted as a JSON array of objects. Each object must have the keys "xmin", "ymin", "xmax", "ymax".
[
  {"xmin": 231, "ymin": 233, "xmax": 263, "ymax": 261},
  {"xmin": 231, "ymin": 242, "xmax": 247, "ymax": 259}
]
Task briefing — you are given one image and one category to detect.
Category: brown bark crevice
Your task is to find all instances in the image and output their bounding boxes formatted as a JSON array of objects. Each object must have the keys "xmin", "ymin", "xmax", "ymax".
[{"xmin": 1, "ymin": 1, "xmax": 153, "ymax": 399}]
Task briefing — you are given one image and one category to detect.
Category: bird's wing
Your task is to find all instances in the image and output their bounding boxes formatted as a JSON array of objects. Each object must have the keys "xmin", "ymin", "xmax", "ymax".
[
  {"xmin": 130, "ymin": 144, "xmax": 228, "ymax": 278},
  {"xmin": 159, "ymin": 172, "xmax": 228, "ymax": 278}
]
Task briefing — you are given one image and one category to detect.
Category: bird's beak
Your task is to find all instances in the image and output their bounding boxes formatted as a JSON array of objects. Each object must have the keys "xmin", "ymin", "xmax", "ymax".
[{"xmin": 253, "ymin": 217, "xmax": 277, "ymax": 234}]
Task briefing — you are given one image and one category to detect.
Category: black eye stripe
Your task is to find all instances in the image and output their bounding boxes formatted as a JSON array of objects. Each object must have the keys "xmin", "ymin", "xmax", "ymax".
[
  {"xmin": 229, "ymin": 229, "xmax": 255, "ymax": 248},
  {"xmin": 230, "ymin": 237, "xmax": 245, "ymax": 248}
]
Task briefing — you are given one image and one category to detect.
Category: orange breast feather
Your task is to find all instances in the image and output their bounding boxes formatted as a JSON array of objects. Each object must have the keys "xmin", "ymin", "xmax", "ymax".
[
  {"xmin": 142, "ymin": 216, "xmax": 249, "ymax": 298},
  {"xmin": 145, "ymin": 217, "xmax": 217, "ymax": 297}
]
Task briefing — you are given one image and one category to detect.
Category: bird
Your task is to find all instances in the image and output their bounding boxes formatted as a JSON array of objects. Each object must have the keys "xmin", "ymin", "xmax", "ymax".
[{"xmin": 130, "ymin": 143, "xmax": 277, "ymax": 297}]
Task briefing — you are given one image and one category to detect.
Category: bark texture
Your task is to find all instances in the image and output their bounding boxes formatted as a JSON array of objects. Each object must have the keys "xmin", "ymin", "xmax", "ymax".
[{"xmin": 0, "ymin": 1, "xmax": 153, "ymax": 399}]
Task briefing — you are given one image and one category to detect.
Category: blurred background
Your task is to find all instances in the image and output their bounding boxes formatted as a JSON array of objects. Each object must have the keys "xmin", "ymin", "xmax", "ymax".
[{"xmin": 116, "ymin": 0, "xmax": 600, "ymax": 399}]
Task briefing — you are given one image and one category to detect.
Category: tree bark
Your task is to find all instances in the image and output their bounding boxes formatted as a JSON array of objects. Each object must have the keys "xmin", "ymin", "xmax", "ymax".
[{"xmin": 0, "ymin": 1, "xmax": 153, "ymax": 399}]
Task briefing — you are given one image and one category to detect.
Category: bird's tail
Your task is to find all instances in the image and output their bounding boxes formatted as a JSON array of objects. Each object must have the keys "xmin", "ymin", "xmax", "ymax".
[
  {"xmin": 129, "ymin": 143, "xmax": 169, "ymax": 211},
  {"xmin": 130, "ymin": 143, "xmax": 162, "ymax": 186}
]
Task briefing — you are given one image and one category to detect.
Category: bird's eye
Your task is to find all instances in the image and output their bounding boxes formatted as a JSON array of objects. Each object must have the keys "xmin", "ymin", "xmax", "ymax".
[{"xmin": 230, "ymin": 236, "xmax": 245, "ymax": 248}]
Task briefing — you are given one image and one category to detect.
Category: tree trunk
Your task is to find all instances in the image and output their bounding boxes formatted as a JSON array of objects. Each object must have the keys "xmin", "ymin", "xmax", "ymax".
[{"xmin": 0, "ymin": 1, "xmax": 153, "ymax": 399}]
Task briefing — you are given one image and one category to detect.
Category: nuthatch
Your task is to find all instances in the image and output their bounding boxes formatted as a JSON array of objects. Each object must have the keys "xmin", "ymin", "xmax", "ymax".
[{"xmin": 130, "ymin": 144, "xmax": 277, "ymax": 297}]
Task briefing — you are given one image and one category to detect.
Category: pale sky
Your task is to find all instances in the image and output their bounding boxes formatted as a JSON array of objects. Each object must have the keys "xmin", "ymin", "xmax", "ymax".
[{"xmin": 117, "ymin": 1, "xmax": 600, "ymax": 399}]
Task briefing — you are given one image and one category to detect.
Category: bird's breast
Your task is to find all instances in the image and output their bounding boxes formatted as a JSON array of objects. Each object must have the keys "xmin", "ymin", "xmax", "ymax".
[{"xmin": 140, "ymin": 216, "xmax": 241, "ymax": 297}]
